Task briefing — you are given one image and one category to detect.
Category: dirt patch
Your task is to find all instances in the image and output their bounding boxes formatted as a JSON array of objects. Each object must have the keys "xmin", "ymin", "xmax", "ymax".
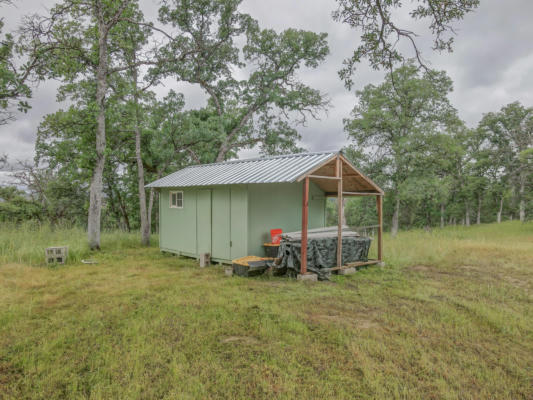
[{"xmin": 220, "ymin": 336, "xmax": 260, "ymax": 345}]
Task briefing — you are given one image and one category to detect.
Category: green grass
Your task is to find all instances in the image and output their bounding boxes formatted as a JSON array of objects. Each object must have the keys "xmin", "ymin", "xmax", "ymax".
[
  {"xmin": 0, "ymin": 222, "xmax": 152, "ymax": 266},
  {"xmin": 0, "ymin": 222, "xmax": 532, "ymax": 399}
]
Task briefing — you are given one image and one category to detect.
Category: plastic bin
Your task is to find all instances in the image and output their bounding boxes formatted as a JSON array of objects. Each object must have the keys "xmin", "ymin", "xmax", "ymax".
[{"xmin": 270, "ymin": 228, "xmax": 283, "ymax": 244}]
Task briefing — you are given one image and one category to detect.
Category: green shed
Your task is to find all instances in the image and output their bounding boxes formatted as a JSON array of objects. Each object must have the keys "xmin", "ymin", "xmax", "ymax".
[{"xmin": 146, "ymin": 151, "xmax": 383, "ymax": 265}]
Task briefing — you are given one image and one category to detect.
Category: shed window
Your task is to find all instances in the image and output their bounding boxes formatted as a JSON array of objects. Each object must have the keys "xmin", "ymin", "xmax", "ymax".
[{"xmin": 170, "ymin": 191, "xmax": 183, "ymax": 209}]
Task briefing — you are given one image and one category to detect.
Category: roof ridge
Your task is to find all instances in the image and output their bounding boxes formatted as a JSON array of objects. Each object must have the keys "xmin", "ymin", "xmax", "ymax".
[{"xmin": 183, "ymin": 150, "xmax": 339, "ymax": 169}]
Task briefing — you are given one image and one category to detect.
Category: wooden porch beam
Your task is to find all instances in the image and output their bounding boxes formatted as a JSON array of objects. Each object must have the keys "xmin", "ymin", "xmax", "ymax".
[
  {"xmin": 325, "ymin": 192, "xmax": 381, "ymax": 197},
  {"xmin": 338, "ymin": 154, "xmax": 384, "ymax": 195},
  {"xmin": 300, "ymin": 176, "xmax": 309, "ymax": 275},
  {"xmin": 343, "ymin": 191, "xmax": 383, "ymax": 196},
  {"xmin": 376, "ymin": 195, "xmax": 383, "ymax": 262},
  {"xmin": 308, "ymin": 175, "xmax": 341, "ymax": 180},
  {"xmin": 336, "ymin": 156, "xmax": 343, "ymax": 268}
]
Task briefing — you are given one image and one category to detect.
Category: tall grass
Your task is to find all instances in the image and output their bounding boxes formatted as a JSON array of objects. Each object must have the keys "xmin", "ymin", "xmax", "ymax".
[
  {"xmin": 0, "ymin": 221, "xmax": 532, "ymax": 399},
  {"xmin": 380, "ymin": 221, "xmax": 533, "ymax": 268},
  {"xmin": 0, "ymin": 222, "xmax": 154, "ymax": 266}
]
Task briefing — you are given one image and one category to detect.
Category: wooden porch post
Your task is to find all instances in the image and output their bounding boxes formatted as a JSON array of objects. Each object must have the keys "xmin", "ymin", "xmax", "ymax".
[
  {"xmin": 301, "ymin": 176, "xmax": 309, "ymax": 275},
  {"xmin": 376, "ymin": 195, "xmax": 383, "ymax": 262},
  {"xmin": 336, "ymin": 155, "xmax": 343, "ymax": 267}
]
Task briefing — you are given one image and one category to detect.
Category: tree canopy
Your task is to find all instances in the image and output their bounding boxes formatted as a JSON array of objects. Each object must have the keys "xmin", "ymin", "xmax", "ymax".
[
  {"xmin": 344, "ymin": 63, "xmax": 462, "ymax": 234},
  {"xmin": 153, "ymin": 0, "xmax": 329, "ymax": 162}
]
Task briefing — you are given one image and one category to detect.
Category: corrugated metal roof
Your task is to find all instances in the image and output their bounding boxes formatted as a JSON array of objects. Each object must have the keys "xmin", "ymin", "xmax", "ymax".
[{"xmin": 146, "ymin": 151, "xmax": 337, "ymax": 188}]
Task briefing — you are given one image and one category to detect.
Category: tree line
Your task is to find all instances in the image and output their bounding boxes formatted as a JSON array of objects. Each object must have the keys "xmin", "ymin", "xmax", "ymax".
[
  {"xmin": 332, "ymin": 65, "xmax": 532, "ymax": 234},
  {"xmin": 4, "ymin": 0, "xmax": 526, "ymax": 246}
]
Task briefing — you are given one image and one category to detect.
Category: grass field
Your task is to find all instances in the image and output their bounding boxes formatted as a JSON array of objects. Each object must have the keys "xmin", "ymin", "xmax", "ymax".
[{"xmin": 0, "ymin": 222, "xmax": 532, "ymax": 399}]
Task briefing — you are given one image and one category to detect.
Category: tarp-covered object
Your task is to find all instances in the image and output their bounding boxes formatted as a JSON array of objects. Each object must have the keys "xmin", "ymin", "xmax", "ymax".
[{"xmin": 276, "ymin": 235, "xmax": 372, "ymax": 280}]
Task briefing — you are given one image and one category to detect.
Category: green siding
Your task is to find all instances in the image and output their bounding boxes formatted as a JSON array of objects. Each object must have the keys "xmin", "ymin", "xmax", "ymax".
[
  {"xmin": 160, "ymin": 188, "xmax": 197, "ymax": 254},
  {"xmin": 159, "ymin": 182, "xmax": 325, "ymax": 262},
  {"xmin": 246, "ymin": 182, "xmax": 326, "ymax": 257},
  {"xmin": 196, "ymin": 189, "xmax": 212, "ymax": 255},
  {"xmin": 212, "ymin": 188, "xmax": 231, "ymax": 260},
  {"xmin": 230, "ymin": 186, "xmax": 248, "ymax": 259}
]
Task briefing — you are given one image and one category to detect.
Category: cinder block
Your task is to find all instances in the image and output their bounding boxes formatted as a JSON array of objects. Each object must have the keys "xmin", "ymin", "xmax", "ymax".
[
  {"xmin": 224, "ymin": 267, "xmax": 233, "ymax": 277},
  {"xmin": 338, "ymin": 267, "xmax": 356, "ymax": 275},
  {"xmin": 297, "ymin": 273, "xmax": 318, "ymax": 282},
  {"xmin": 199, "ymin": 253, "xmax": 210, "ymax": 267},
  {"xmin": 45, "ymin": 246, "xmax": 68, "ymax": 264}
]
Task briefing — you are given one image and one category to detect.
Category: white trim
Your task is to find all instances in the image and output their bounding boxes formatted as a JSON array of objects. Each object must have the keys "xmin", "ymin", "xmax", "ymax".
[{"xmin": 169, "ymin": 190, "xmax": 184, "ymax": 209}]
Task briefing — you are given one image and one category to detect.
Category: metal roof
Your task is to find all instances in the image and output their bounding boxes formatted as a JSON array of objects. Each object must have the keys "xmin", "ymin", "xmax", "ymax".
[{"xmin": 146, "ymin": 151, "xmax": 337, "ymax": 188}]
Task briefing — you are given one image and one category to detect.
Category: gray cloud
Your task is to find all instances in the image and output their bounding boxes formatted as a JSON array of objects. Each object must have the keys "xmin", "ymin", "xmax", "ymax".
[
  {"xmin": 446, "ymin": 0, "xmax": 533, "ymax": 89},
  {"xmin": 1, "ymin": 0, "xmax": 532, "ymax": 165}
]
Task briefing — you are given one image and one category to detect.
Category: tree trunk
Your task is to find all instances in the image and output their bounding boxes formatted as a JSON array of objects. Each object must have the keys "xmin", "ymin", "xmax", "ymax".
[
  {"xmin": 215, "ymin": 108, "xmax": 255, "ymax": 162},
  {"xmin": 88, "ymin": 20, "xmax": 109, "ymax": 250},
  {"xmin": 465, "ymin": 203, "xmax": 470, "ymax": 227},
  {"xmin": 440, "ymin": 203, "xmax": 445, "ymax": 228},
  {"xmin": 391, "ymin": 197, "xmax": 400, "ymax": 237},
  {"xmin": 155, "ymin": 191, "xmax": 160, "ymax": 234},
  {"xmin": 476, "ymin": 195, "xmax": 481, "ymax": 225},
  {"xmin": 519, "ymin": 172, "xmax": 526, "ymax": 222},
  {"xmin": 132, "ymin": 62, "xmax": 150, "ymax": 246},
  {"xmin": 148, "ymin": 187, "xmax": 155, "ymax": 233},
  {"xmin": 497, "ymin": 195, "xmax": 503, "ymax": 223},
  {"xmin": 135, "ymin": 122, "xmax": 149, "ymax": 244},
  {"xmin": 148, "ymin": 169, "xmax": 166, "ymax": 235}
]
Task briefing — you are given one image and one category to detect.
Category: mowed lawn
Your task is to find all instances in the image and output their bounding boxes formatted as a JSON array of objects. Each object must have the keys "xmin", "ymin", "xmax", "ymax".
[{"xmin": 0, "ymin": 222, "xmax": 532, "ymax": 399}]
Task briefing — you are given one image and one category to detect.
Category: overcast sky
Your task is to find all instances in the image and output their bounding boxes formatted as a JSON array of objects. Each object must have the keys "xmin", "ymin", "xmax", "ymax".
[{"xmin": 1, "ymin": 0, "xmax": 533, "ymax": 168}]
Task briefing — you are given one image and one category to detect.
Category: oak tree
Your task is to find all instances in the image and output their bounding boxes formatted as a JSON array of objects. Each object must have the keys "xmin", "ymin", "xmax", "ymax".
[
  {"xmin": 344, "ymin": 63, "xmax": 461, "ymax": 235},
  {"xmin": 154, "ymin": 0, "xmax": 329, "ymax": 162}
]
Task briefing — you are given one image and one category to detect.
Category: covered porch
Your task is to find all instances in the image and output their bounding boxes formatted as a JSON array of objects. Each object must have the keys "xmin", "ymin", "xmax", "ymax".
[{"xmin": 298, "ymin": 153, "xmax": 384, "ymax": 276}]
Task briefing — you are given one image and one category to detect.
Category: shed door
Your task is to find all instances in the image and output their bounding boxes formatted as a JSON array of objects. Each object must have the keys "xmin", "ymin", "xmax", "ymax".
[
  {"xmin": 230, "ymin": 186, "xmax": 247, "ymax": 259},
  {"xmin": 212, "ymin": 188, "xmax": 231, "ymax": 260},
  {"xmin": 196, "ymin": 189, "xmax": 212, "ymax": 256}
]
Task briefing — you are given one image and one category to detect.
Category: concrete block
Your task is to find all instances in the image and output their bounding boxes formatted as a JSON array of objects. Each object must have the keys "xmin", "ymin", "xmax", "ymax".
[
  {"xmin": 224, "ymin": 267, "xmax": 233, "ymax": 277},
  {"xmin": 297, "ymin": 273, "xmax": 318, "ymax": 282},
  {"xmin": 377, "ymin": 262, "xmax": 386, "ymax": 268},
  {"xmin": 199, "ymin": 253, "xmax": 210, "ymax": 267},
  {"xmin": 45, "ymin": 246, "xmax": 68, "ymax": 264},
  {"xmin": 338, "ymin": 267, "xmax": 356, "ymax": 275}
]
